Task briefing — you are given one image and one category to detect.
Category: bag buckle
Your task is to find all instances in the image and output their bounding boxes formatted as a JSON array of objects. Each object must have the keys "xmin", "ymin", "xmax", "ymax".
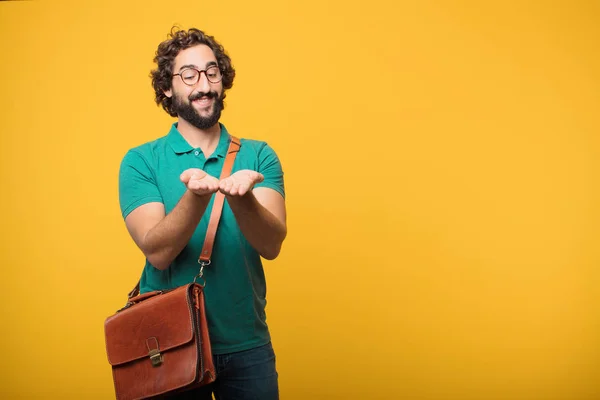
[
  {"xmin": 149, "ymin": 349, "xmax": 163, "ymax": 367},
  {"xmin": 193, "ymin": 260, "xmax": 210, "ymax": 286},
  {"xmin": 146, "ymin": 337, "xmax": 163, "ymax": 367}
]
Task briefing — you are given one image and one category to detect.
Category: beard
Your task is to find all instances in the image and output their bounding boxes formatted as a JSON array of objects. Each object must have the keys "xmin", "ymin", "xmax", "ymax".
[{"xmin": 172, "ymin": 90, "xmax": 224, "ymax": 130}]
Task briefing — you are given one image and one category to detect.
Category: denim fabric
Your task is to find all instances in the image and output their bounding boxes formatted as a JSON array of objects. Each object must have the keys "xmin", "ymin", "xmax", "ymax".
[{"xmin": 169, "ymin": 342, "xmax": 279, "ymax": 400}]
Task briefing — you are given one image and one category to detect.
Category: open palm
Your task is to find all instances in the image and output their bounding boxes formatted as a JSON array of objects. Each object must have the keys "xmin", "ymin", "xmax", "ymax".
[
  {"xmin": 219, "ymin": 170, "xmax": 264, "ymax": 196},
  {"xmin": 180, "ymin": 168, "xmax": 220, "ymax": 196}
]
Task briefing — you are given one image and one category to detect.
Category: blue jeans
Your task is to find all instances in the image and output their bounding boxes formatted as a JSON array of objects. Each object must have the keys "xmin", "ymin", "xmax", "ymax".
[{"xmin": 169, "ymin": 342, "xmax": 279, "ymax": 400}]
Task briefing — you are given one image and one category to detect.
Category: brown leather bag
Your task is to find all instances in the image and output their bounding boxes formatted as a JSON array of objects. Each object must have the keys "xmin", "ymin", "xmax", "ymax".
[{"xmin": 104, "ymin": 136, "xmax": 241, "ymax": 400}]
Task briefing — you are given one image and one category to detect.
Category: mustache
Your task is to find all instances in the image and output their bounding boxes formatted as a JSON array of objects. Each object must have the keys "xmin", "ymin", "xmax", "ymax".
[{"xmin": 189, "ymin": 91, "xmax": 219, "ymax": 101}]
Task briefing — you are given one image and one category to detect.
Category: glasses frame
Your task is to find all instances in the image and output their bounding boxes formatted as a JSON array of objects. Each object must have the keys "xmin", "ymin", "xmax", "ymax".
[{"xmin": 172, "ymin": 66, "xmax": 223, "ymax": 86}]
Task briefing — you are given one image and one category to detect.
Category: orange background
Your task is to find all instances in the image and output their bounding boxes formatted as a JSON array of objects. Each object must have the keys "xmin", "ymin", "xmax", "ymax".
[{"xmin": 0, "ymin": 0, "xmax": 599, "ymax": 399}]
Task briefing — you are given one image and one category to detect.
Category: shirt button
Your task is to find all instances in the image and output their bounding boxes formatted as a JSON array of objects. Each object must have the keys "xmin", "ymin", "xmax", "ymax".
[{"xmin": 194, "ymin": 151, "xmax": 199, "ymax": 156}]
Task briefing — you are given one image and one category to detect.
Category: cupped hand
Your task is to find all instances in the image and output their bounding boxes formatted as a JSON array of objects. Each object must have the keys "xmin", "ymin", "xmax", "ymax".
[
  {"xmin": 219, "ymin": 169, "xmax": 264, "ymax": 196},
  {"xmin": 180, "ymin": 168, "xmax": 220, "ymax": 197}
]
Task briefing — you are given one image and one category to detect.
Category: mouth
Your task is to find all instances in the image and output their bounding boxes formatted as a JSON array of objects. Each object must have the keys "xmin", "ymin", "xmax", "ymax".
[{"xmin": 192, "ymin": 96, "xmax": 214, "ymax": 109}]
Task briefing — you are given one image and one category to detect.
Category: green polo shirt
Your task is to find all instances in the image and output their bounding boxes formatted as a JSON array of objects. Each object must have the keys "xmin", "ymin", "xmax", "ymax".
[{"xmin": 118, "ymin": 122, "xmax": 284, "ymax": 355}]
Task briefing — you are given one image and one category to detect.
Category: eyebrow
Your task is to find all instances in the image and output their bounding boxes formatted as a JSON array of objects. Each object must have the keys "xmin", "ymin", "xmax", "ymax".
[{"xmin": 178, "ymin": 61, "xmax": 218, "ymax": 72}]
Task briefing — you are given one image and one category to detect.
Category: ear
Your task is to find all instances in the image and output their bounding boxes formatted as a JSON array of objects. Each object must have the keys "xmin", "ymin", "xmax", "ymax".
[{"xmin": 164, "ymin": 88, "xmax": 172, "ymax": 98}]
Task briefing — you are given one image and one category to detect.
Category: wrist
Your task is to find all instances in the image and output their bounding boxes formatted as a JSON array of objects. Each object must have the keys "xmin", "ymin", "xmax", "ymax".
[
  {"xmin": 226, "ymin": 191, "xmax": 258, "ymax": 207},
  {"xmin": 186, "ymin": 189, "xmax": 214, "ymax": 202}
]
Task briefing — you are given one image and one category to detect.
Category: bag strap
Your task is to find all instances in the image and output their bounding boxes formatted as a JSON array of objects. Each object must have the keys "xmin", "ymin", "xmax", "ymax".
[
  {"xmin": 199, "ymin": 136, "xmax": 240, "ymax": 265},
  {"xmin": 127, "ymin": 135, "xmax": 241, "ymax": 300},
  {"xmin": 194, "ymin": 135, "xmax": 241, "ymax": 283}
]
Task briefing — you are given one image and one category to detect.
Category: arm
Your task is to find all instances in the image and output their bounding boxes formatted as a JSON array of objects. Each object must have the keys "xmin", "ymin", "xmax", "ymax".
[
  {"xmin": 125, "ymin": 191, "xmax": 210, "ymax": 270},
  {"xmin": 226, "ymin": 187, "xmax": 287, "ymax": 260},
  {"xmin": 123, "ymin": 168, "xmax": 220, "ymax": 270},
  {"xmin": 219, "ymin": 169, "xmax": 287, "ymax": 260}
]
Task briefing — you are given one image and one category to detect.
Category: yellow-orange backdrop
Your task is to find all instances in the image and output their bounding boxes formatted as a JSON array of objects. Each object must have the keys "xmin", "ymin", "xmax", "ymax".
[{"xmin": 0, "ymin": 0, "xmax": 599, "ymax": 399}]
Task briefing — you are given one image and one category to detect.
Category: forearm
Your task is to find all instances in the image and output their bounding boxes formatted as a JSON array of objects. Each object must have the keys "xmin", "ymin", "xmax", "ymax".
[
  {"xmin": 226, "ymin": 193, "xmax": 287, "ymax": 260},
  {"xmin": 143, "ymin": 190, "xmax": 211, "ymax": 270}
]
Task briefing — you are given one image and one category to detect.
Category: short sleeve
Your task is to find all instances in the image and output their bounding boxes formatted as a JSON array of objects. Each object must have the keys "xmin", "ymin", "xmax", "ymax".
[
  {"xmin": 119, "ymin": 150, "xmax": 164, "ymax": 219},
  {"xmin": 253, "ymin": 143, "xmax": 285, "ymax": 198}
]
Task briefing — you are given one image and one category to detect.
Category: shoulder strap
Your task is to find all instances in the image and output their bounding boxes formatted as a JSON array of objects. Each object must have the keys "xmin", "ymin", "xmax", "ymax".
[
  {"xmin": 127, "ymin": 135, "xmax": 241, "ymax": 300},
  {"xmin": 199, "ymin": 135, "xmax": 240, "ymax": 264}
]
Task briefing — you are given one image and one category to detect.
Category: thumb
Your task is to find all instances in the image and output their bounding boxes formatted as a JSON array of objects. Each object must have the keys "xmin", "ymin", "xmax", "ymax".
[
  {"xmin": 180, "ymin": 170, "xmax": 192, "ymax": 183},
  {"xmin": 181, "ymin": 168, "xmax": 205, "ymax": 183},
  {"xmin": 253, "ymin": 172, "xmax": 265, "ymax": 183}
]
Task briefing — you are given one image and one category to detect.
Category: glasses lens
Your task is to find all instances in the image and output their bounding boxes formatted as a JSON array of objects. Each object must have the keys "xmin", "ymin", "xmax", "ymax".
[
  {"xmin": 181, "ymin": 69, "xmax": 199, "ymax": 85},
  {"xmin": 205, "ymin": 66, "xmax": 222, "ymax": 83}
]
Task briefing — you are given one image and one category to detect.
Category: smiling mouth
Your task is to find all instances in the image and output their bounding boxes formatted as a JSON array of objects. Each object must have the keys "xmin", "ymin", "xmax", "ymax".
[{"xmin": 193, "ymin": 97, "xmax": 213, "ymax": 108}]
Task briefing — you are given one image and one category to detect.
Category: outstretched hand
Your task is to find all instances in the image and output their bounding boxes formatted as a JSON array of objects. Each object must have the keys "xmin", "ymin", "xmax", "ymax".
[
  {"xmin": 180, "ymin": 169, "xmax": 220, "ymax": 197},
  {"xmin": 181, "ymin": 168, "xmax": 264, "ymax": 197},
  {"xmin": 219, "ymin": 169, "xmax": 264, "ymax": 197}
]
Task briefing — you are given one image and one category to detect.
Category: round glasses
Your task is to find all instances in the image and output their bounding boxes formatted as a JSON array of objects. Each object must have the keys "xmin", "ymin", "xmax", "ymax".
[{"xmin": 173, "ymin": 66, "xmax": 223, "ymax": 86}]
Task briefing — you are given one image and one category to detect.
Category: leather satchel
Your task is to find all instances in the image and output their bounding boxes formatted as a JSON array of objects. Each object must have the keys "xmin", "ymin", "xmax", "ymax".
[{"xmin": 104, "ymin": 136, "xmax": 241, "ymax": 400}]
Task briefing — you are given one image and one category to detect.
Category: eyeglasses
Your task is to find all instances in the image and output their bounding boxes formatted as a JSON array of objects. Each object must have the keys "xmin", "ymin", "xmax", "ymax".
[{"xmin": 173, "ymin": 66, "xmax": 223, "ymax": 86}]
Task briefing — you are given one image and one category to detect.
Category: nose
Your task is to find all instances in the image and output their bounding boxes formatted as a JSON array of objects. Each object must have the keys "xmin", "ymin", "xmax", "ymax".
[{"xmin": 196, "ymin": 71, "xmax": 211, "ymax": 92}]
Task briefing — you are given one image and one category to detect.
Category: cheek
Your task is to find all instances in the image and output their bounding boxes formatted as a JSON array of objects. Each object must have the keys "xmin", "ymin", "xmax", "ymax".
[
  {"xmin": 178, "ymin": 90, "xmax": 194, "ymax": 102},
  {"xmin": 172, "ymin": 82, "xmax": 193, "ymax": 98}
]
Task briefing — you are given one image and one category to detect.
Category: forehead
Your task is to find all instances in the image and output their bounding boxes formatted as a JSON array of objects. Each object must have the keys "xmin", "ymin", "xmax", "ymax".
[{"xmin": 173, "ymin": 44, "xmax": 217, "ymax": 71}]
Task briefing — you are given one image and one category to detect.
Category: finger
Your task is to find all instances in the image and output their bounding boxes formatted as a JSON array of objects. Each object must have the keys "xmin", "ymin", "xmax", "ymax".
[
  {"xmin": 219, "ymin": 186, "xmax": 232, "ymax": 196},
  {"xmin": 253, "ymin": 172, "xmax": 265, "ymax": 183},
  {"xmin": 218, "ymin": 179, "xmax": 229, "ymax": 195},
  {"xmin": 196, "ymin": 181, "xmax": 209, "ymax": 191},
  {"xmin": 232, "ymin": 182, "xmax": 243, "ymax": 196},
  {"xmin": 182, "ymin": 169, "xmax": 205, "ymax": 183},
  {"xmin": 180, "ymin": 171, "xmax": 191, "ymax": 183},
  {"xmin": 223, "ymin": 181, "xmax": 234, "ymax": 196},
  {"xmin": 219, "ymin": 178, "xmax": 228, "ymax": 191},
  {"xmin": 238, "ymin": 183, "xmax": 249, "ymax": 196}
]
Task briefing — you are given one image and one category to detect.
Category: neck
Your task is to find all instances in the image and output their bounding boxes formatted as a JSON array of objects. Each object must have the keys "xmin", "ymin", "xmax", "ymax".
[{"xmin": 176, "ymin": 118, "xmax": 221, "ymax": 156}]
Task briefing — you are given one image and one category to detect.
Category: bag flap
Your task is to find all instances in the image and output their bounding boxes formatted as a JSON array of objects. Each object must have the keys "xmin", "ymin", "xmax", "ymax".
[{"xmin": 104, "ymin": 285, "xmax": 195, "ymax": 366}]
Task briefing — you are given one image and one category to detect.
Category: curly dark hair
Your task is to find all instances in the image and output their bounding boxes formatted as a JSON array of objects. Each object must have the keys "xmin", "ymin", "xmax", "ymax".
[{"xmin": 150, "ymin": 26, "xmax": 236, "ymax": 117}]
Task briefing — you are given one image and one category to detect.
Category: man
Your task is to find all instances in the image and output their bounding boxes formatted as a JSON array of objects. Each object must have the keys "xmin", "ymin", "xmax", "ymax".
[{"xmin": 118, "ymin": 27, "xmax": 286, "ymax": 399}]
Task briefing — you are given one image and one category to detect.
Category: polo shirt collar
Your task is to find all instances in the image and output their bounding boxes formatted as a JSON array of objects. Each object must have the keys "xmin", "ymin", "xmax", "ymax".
[
  {"xmin": 167, "ymin": 123, "xmax": 232, "ymax": 158},
  {"xmin": 213, "ymin": 124, "xmax": 232, "ymax": 159}
]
